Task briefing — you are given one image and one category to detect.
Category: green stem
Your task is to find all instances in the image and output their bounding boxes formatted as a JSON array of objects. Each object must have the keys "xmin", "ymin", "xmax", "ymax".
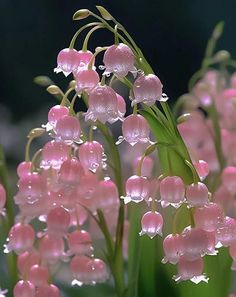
[
  {"xmin": 25, "ymin": 137, "xmax": 33, "ymax": 162},
  {"xmin": 89, "ymin": 126, "xmax": 94, "ymax": 142},
  {"xmin": 69, "ymin": 22, "xmax": 101, "ymax": 49},
  {"xmin": 96, "ymin": 124, "xmax": 125, "ymax": 296},
  {"xmin": 82, "ymin": 24, "xmax": 106, "ymax": 52},
  {"xmin": 127, "ymin": 204, "xmax": 142, "ymax": 297},
  {"xmin": 90, "ymin": 12, "xmax": 139, "ymax": 55},
  {"xmin": 114, "ymin": 25, "xmax": 119, "ymax": 45},
  {"xmin": 151, "ymin": 105, "xmax": 172, "ymax": 130},
  {"xmin": 69, "ymin": 93, "xmax": 78, "ymax": 115},
  {"xmin": 185, "ymin": 160, "xmax": 199, "ymax": 184},
  {"xmin": 96, "ymin": 123, "xmax": 123, "ymax": 195},
  {"xmin": 88, "ymin": 47, "xmax": 108, "ymax": 70},
  {"xmin": 160, "ymin": 101, "xmax": 176, "ymax": 134},
  {"xmin": 60, "ymin": 88, "xmax": 74, "ymax": 106},
  {"xmin": 97, "ymin": 209, "xmax": 114, "ymax": 256},
  {"xmin": 31, "ymin": 149, "xmax": 42, "ymax": 172}
]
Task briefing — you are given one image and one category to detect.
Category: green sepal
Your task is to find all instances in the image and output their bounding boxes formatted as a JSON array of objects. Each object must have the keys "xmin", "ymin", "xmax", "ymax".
[
  {"xmin": 96, "ymin": 6, "xmax": 113, "ymax": 21},
  {"xmin": 73, "ymin": 9, "xmax": 90, "ymax": 21}
]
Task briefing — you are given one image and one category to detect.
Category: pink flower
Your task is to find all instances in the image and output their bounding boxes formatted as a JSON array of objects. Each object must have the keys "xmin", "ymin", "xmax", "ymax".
[
  {"xmin": 85, "ymin": 85, "xmax": 120, "ymax": 124},
  {"xmin": 54, "ymin": 48, "xmax": 80, "ymax": 76},
  {"xmin": 133, "ymin": 74, "xmax": 164, "ymax": 106},
  {"xmin": 173, "ymin": 257, "xmax": 209, "ymax": 284},
  {"xmin": 103, "ymin": 43, "xmax": 135, "ymax": 77},
  {"xmin": 122, "ymin": 175, "xmax": 150, "ymax": 204},
  {"xmin": 140, "ymin": 211, "xmax": 163, "ymax": 238},
  {"xmin": 121, "ymin": 114, "xmax": 150, "ymax": 146},
  {"xmin": 160, "ymin": 176, "xmax": 185, "ymax": 208}
]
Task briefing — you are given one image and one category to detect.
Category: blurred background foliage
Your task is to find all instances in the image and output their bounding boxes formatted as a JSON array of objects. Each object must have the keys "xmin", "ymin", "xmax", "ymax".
[
  {"xmin": 1, "ymin": 0, "xmax": 236, "ymax": 163},
  {"xmin": 0, "ymin": 1, "xmax": 236, "ymax": 296}
]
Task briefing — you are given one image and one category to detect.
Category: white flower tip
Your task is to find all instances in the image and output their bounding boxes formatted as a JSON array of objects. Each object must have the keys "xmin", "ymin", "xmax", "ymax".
[
  {"xmin": 3, "ymin": 244, "xmax": 11, "ymax": 254},
  {"xmin": 161, "ymin": 257, "xmax": 168, "ymax": 264},
  {"xmin": 42, "ymin": 122, "xmax": 54, "ymax": 132},
  {"xmin": 190, "ymin": 274, "xmax": 209, "ymax": 284},
  {"xmin": 173, "ymin": 274, "xmax": 181, "ymax": 283},
  {"xmin": 0, "ymin": 288, "xmax": 8, "ymax": 297},
  {"xmin": 120, "ymin": 196, "xmax": 131, "ymax": 204},
  {"xmin": 160, "ymin": 200, "xmax": 169, "ymax": 208},
  {"xmin": 54, "ymin": 67, "xmax": 61, "ymax": 74},
  {"xmin": 215, "ymin": 242, "xmax": 223, "ymax": 248},
  {"xmin": 159, "ymin": 96, "xmax": 169, "ymax": 102},
  {"xmin": 72, "ymin": 279, "xmax": 83, "ymax": 286},
  {"xmin": 207, "ymin": 249, "xmax": 218, "ymax": 256},
  {"xmin": 139, "ymin": 230, "xmax": 145, "ymax": 236}
]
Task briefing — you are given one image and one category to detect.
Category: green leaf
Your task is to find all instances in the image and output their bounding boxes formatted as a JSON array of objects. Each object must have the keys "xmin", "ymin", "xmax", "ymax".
[
  {"xmin": 73, "ymin": 9, "xmax": 90, "ymax": 21},
  {"xmin": 96, "ymin": 6, "xmax": 113, "ymax": 21},
  {"xmin": 140, "ymin": 109, "xmax": 193, "ymax": 184}
]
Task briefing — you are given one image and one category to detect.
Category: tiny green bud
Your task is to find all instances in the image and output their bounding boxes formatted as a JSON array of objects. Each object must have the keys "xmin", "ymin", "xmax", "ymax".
[
  {"xmin": 47, "ymin": 85, "xmax": 61, "ymax": 95},
  {"xmin": 73, "ymin": 9, "xmax": 90, "ymax": 21},
  {"xmin": 27, "ymin": 128, "xmax": 45, "ymax": 139},
  {"xmin": 34, "ymin": 76, "xmax": 54, "ymax": 87},
  {"xmin": 96, "ymin": 6, "xmax": 113, "ymax": 21},
  {"xmin": 213, "ymin": 50, "xmax": 231, "ymax": 63},
  {"xmin": 69, "ymin": 80, "xmax": 76, "ymax": 89},
  {"xmin": 177, "ymin": 113, "xmax": 191, "ymax": 124}
]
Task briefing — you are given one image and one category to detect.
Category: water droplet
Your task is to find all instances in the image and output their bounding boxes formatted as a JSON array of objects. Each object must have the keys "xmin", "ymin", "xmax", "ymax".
[
  {"xmin": 3, "ymin": 244, "xmax": 10, "ymax": 254},
  {"xmin": 102, "ymin": 163, "xmax": 107, "ymax": 170},
  {"xmin": 115, "ymin": 136, "xmax": 124, "ymax": 145},
  {"xmin": 137, "ymin": 69, "xmax": 144, "ymax": 75},
  {"xmin": 102, "ymin": 153, "xmax": 107, "ymax": 161}
]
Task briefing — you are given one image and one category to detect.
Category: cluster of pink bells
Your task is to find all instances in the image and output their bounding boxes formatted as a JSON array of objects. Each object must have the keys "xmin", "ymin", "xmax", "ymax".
[{"xmin": 1, "ymin": 22, "xmax": 236, "ymax": 297}]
